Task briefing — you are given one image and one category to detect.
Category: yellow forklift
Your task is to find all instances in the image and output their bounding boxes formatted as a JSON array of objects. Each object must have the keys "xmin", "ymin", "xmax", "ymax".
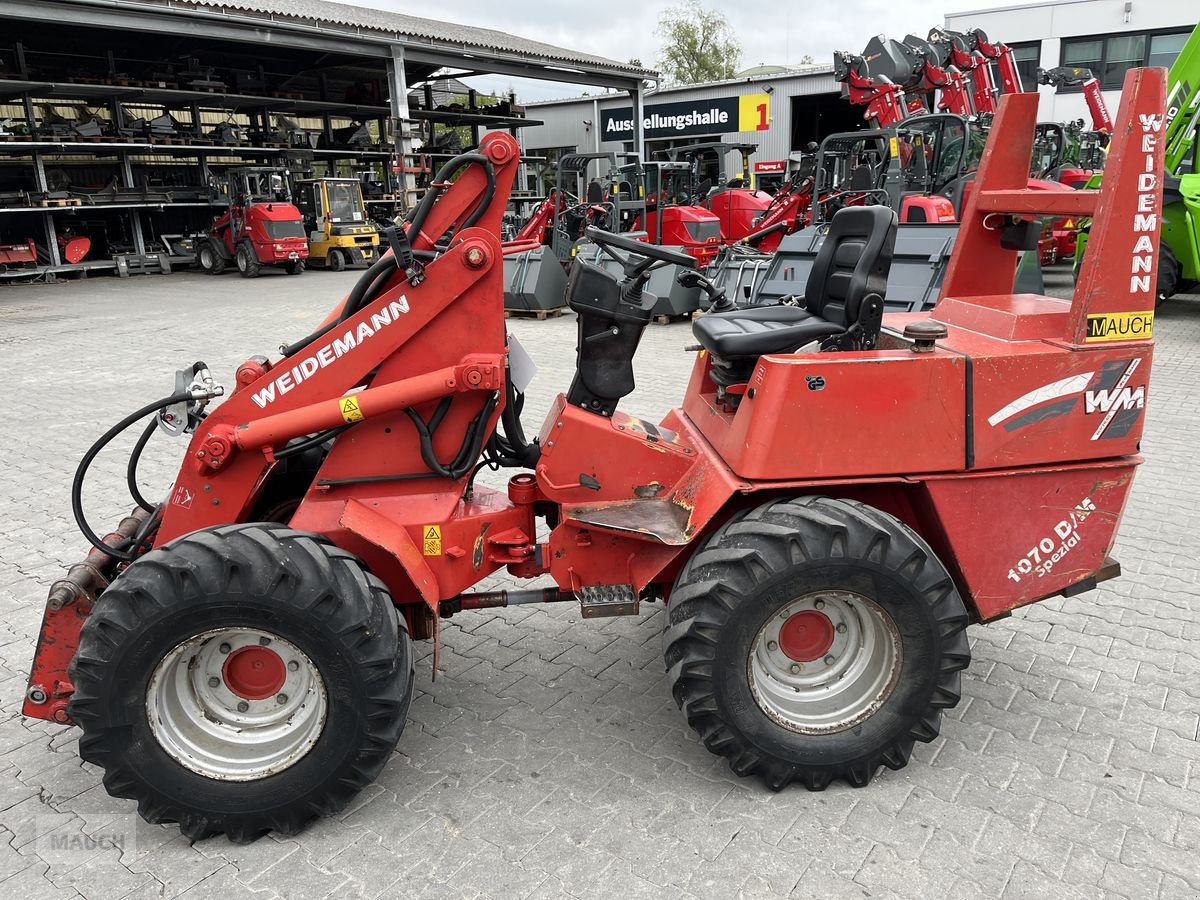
[{"xmin": 294, "ymin": 177, "xmax": 379, "ymax": 270}]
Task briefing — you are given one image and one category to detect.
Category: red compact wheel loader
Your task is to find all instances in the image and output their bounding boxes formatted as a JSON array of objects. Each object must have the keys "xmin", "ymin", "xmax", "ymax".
[
  {"xmin": 24, "ymin": 68, "xmax": 1165, "ymax": 843},
  {"xmin": 198, "ymin": 167, "xmax": 309, "ymax": 277}
]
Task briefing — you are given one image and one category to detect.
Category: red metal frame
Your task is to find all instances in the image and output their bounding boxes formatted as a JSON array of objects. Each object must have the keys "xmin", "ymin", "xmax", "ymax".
[{"xmin": 24, "ymin": 70, "xmax": 1166, "ymax": 725}]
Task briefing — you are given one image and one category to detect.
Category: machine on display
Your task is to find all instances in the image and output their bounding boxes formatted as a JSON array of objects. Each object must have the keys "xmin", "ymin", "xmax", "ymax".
[
  {"xmin": 198, "ymin": 167, "xmax": 308, "ymax": 277},
  {"xmin": 1074, "ymin": 21, "xmax": 1200, "ymax": 301},
  {"xmin": 654, "ymin": 141, "xmax": 773, "ymax": 243},
  {"xmin": 293, "ymin": 178, "xmax": 379, "ymax": 271},
  {"xmin": 22, "ymin": 69, "xmax": 1165, "ymax": 844}
]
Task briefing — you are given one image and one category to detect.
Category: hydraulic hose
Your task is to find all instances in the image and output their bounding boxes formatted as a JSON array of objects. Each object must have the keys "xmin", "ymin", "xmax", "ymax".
[
  {"xmin": 126, "ymin": 418, "xmax": 158, "ymax": 512},
  {"xmin": 72, "ymin": 391, "xmax": 195, "ymax": 561}
]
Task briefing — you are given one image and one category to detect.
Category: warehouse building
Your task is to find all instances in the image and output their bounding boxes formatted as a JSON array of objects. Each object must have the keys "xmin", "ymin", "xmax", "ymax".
[
  {"xmin": 0, "ymin": 0, "xmax": 651, "ymax": 279},
  {"xmin": 521, "ymin": 0, "xmax": 1196, "ymax": 189}
]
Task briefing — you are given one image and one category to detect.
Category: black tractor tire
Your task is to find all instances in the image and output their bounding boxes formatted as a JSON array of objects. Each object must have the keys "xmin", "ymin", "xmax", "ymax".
[
  {"xmin": 1157, "ymin": 243, "xmax": 1180, "ymax": 305},
  {"xmin": 328, "ymin": 249, "xmax": 346, "ymax": 272},
  {"xmin": 285, "ymin": 260, "xmax": 305, "ymax": 276},
  {"xmin": 236, "ymin": 240, "xmax": 262, "ymax": 278},
  {"xmin": 198, "ymin": 240, "xmax": 225, "ymax": 275},
  {"xmin": 68, "ymin": 524, "xmax": 413, "ymax": 843},
  {"xmin": 664, "ymin": 496, "xmax": 970, "ymax": 791}
]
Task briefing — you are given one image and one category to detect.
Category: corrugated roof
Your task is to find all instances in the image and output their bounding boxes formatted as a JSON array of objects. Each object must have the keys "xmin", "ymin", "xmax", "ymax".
[
  {"xmin": 526, "ymin": 65, "xmax": 835, "ymax": 106},
  {"xmin": 129, "ymin": 0, "xmax": 654, "ymax": 78}
]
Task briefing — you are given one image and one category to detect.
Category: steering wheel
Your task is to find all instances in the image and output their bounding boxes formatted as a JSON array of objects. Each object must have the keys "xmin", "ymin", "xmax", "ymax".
[{"xmin": 584, "ymin": 227, "xmax": 697, "ymax": 268}]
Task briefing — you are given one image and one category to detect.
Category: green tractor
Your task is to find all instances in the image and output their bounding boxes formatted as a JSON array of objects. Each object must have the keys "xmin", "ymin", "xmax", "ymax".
[{"xmin": 1075, "ymin": 23, "xmax": 1200, "ymax": 302}]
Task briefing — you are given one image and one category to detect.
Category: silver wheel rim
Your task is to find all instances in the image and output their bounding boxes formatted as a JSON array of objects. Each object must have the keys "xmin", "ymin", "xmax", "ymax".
[
  {"xmin": 236, "ymin": 249, "xmax": 247, "ymax": 271},
  {"xmin": 146, "ymin": 627, "xmax": 327, "ymax": 781},
  {"xmin": 748, "ymin": 591, "xmax": 901, "ymax": 734}
]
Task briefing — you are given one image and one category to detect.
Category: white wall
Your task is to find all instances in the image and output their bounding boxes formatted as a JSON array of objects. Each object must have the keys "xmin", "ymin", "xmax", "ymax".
[{"xmin": 945, "ymin": 0, "xmax": 1195, "ymax": 122}]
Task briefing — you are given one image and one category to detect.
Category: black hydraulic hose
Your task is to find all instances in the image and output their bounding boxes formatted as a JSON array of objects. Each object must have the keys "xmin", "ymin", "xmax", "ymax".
[
  {"xmin": 273, "ymin": 425, "xmax": 350, "ymax": 461},
  {"xmin": 126, "ymin": 418, "xmax": 158, "ymax": 512},
  {"xmin": 73, "ymin": 391, "xmax": 195, "ymax": 561}
]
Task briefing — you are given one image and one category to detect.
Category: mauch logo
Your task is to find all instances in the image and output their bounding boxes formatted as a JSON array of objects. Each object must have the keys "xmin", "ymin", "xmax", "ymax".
[{"xmin": 1084, "ymin": 311, "xmax": 1153, "ymax": 342}]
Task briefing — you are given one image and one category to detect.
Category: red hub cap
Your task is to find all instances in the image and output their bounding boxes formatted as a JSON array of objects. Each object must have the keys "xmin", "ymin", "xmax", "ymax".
[
  {"xmin": 778, "ymin": 610, "xmax": 835, "ymax": 662},
  {"xmin": 222, "ymin": 646, "xmax": 286, "ymax": 700}
]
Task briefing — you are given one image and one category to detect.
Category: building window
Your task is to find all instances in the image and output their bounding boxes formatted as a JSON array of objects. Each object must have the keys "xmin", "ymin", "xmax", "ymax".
[
  {"xmin": 1006, "ymin": 41, "xmax": 1041, "ymax": 92},
  {"xmin": 1149, "ymin": 31, "xmax": 1189, "ymax": 69},
  {"xmin": 1059, "ymin": 29, "xmax": 1191, "ymax": 91}
]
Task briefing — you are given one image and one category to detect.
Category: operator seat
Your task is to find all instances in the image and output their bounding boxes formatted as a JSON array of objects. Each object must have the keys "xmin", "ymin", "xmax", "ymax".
[{"xmin": 692, "ymin": 205, "xmax": 897, "ymax": 386}]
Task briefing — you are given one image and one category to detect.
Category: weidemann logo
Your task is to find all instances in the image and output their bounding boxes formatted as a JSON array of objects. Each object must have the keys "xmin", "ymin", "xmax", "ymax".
[{"xmin": 252, "ymin": 297, "xmax": 410, "ymax": 408}]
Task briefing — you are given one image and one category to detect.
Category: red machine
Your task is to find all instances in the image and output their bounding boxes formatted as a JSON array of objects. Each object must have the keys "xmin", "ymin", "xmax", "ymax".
[
  {"xmin": 198, "ymin": 167, "xmax": 308, "ymax": 277},
  {"xmin": 24, "ymin": 69, "xmax": 1163, "ymax": 843},
  {"xmin": 0, "ymin": 240, "xmax": 38, "ymax": 267}
]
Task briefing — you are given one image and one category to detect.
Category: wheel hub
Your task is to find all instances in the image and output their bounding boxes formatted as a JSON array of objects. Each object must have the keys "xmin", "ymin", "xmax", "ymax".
[
  {"xmin": 778, "ymin": 610, "xmax": 835, "ymax": 662},
  {"xmin": 747, "ymin": 591, "xmax": 901, "ymax": 735},
  {"xmin": 222, "ymin": 645, "xmax": 286, "ymax": 700},
  {"xmin": 146, "ymin": 627, "xmax": 327, "ymax": 781}
]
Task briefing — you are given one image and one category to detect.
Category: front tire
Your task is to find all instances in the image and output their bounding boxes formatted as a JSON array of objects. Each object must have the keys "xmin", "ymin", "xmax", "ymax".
[
  {"xmin": 328, "ymin": 249, "xmax": 346, "ymax": 272},
  {"xmin": 68, "ymin": 524, "xmax": 413, "ymax": 842},
  {"xmin": 236, "ymin": 240, "xmax": 261, "ymax": 278},
  {"xmin": 664, "ymin": 497, "xmax": 970, "ymax": 791},
  {"xmin": 198, "ymin": 241, "xmax": 225, "ymax": 275},
  {"xmin": 285, "ymin": 259, "xmax": 305, "ymax": 275}
]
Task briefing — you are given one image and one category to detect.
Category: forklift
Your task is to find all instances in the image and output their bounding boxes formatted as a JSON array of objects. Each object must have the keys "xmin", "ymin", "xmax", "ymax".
[{"xmin": 293, "ymin": 177, "xmax": 379, "ymax": 271}]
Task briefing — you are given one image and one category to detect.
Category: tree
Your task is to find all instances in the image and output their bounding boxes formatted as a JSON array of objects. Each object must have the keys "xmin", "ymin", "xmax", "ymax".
[{"xmin": 655, "ymin": 2, "xmax": 741, "ymax": 85}]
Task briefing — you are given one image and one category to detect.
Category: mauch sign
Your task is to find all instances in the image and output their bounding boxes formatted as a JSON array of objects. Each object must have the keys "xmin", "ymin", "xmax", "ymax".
[{"xmin": 601, "ymin": 93, "xmax": 770, "ymax": 141}]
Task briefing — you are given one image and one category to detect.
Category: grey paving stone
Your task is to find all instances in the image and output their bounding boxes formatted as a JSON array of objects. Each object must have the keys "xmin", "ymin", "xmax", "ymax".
[{"xmin": 0, "ymin": 273, "xmax": 1196, "ymax": 900}]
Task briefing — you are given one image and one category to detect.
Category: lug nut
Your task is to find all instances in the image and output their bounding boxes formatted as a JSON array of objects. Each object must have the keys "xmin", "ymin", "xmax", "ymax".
[
  {"xmin": 259, "ymin": 637, "xmax": 271, "ymax": 646},
  {"xmin": 208, "ymin": 677, "xmax": 221, "ymax": 688},
  {"xmin": 814, "ymin": 599, "xmax": 826, "ymax": 610},
  {"xmin": 789, "ymin": 663, "xmax": 801, "ymax": 674},
  {"xmin": 287, "ymin": 660, "xmax": 299, "ymax": 672},
  {"xmin": 767, "ymin": 641, "xmax": 778, "ymax": 652},
  {"xmin": 276, "ymin": 693, "xmax": 288, "ymax": 705},
  {"xmin": 824, "ymin": 655, "xmax": 836, "ymax": 666},
  {"xmin": 836, "ymin": 623, "xmax": 847, "ymax": 634},
  {"xmin": 236, "ymin": 701, "xmax": 249, "ymax": 712},
  {"xmin": 219, "ymin": 643, "xmax": 232, "ymax": 654}
]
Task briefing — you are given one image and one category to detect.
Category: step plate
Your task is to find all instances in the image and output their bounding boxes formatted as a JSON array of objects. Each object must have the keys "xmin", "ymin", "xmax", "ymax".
[{"xmin": 579, "ymin": 584, "xmax": 639, "ymax": 619}]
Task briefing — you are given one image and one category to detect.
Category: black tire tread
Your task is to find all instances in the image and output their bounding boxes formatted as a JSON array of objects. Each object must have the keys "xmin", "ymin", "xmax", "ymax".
[
  {"xmin": 68, "ymin": 523, "xmax": 412, "ymax": 843},
  {"xmin": 664, "ymin": 496, "xmax": 970, "ymax": 793}
]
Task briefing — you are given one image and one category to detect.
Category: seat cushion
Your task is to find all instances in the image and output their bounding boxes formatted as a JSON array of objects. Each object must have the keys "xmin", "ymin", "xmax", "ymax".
[{"xmin": 692, "ymin": 306, "xmax": 845, "ymax": 358}]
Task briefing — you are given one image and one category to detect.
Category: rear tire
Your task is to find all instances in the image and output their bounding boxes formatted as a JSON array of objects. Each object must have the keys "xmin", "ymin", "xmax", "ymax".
[
  {"xmin": 1157, "ymin": 244, "xmax": 1179, "ymax": 305},
  {"xmin": 328, "ymin": 249, "xmax": 346, "ymax": 272},
  {"xmin": 198, "ymin": 241, "xmax": 225, "ymax": 275},
  {"xmin": 68, "ymin": 524, "xmax": 413, "ymax": 842},
  {"xmin": 664, "ymin": 496, "xmax": 970, "ymax": 791},
  {"xmin": 286, "ymin": 260, "xmax": 305, "ymax": 276},
  {"xmin": 236, "ymin": 240, "xmax": 261, "ymax": 278}
]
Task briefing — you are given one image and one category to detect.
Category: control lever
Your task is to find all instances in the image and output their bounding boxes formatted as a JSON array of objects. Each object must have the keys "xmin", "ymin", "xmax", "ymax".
[{"xmin": 677, "ymin": 270, "xmax": 735, "ymax": 312}]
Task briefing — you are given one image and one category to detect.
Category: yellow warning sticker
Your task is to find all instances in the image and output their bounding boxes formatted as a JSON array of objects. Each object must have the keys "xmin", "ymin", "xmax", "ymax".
[
  {"xmin": 339, "ymin": 395, "xmax": 364, "ymax": 423},
  {"xmin": 1085, "ymin": 311, "xmax": 1154, "ymax": 343},
  {"xmin": 422, "ymin": 525, "xmax": 442, "ymax": 556},
  {"xmin": 889, "ymin": 136, "xmax": 899, "ymax": 159}
]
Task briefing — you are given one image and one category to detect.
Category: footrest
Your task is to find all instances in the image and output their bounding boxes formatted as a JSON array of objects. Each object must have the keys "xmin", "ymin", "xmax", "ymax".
[{"xmin": 579, "ymin": 584, "xmax": 639, "ymax": 619}]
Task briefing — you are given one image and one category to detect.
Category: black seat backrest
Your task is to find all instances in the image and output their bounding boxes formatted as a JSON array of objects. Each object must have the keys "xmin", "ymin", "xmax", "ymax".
[
  {"xmin": 803, "ymin": 205, "xmax": 897, "ymax": 328},
  {"xmin": 586, "ymin": 180, "xmax": 604, "ymax": 203}
]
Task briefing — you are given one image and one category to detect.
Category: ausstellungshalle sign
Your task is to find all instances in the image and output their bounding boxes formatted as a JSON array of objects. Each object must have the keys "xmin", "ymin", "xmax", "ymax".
[{"xmin": 601, "ymin": 93, "xmax": 770, "ymax": 140}]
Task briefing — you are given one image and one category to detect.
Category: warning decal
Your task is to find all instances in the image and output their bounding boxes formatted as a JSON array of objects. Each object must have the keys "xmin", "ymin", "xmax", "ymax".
[
  {"xmin": 339, "ymin": 395, "xmax": 365, "ymax": 422},
  {"xmin": 423, "ymin": 525, "xmax": 442, "ymax": 556},
  {"xmin": 1085, "ymin": 311, "xmax": 1154, "ymax": 343}
]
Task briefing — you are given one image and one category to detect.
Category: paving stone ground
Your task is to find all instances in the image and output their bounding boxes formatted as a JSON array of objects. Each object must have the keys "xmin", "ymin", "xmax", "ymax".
[{"xmin": 0, "ymin": 267, "xmax": 1197, "ymax": 900}]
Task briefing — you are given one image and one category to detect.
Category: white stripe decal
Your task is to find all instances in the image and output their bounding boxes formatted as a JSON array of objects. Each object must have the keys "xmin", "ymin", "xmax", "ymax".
[{"xmin": 987, "ymin": 372, "xmax": 1095, "ymax": 427}]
